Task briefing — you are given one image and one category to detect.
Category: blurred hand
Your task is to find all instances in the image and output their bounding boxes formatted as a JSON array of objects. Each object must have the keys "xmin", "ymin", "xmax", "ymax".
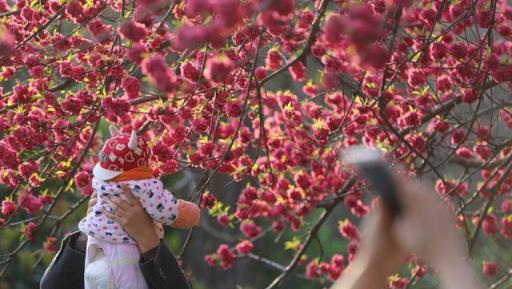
[
  {"xmin": 332, "ymin": 173, "xmax": 482, "ymax": 289},
  {"xmin": 390, "ymin": 176, "xmax": 482, "ymax": 289},
  {"xmin": 102, "ymin": 186, "xmax": 160, "ymax": 254},
  {"xmin": 391, "ymin": 176, "xmax": 463, "ymax": 267},
  {"xmin": 331, "ymin": 200, "xmax": 405, "ymax": 289}
]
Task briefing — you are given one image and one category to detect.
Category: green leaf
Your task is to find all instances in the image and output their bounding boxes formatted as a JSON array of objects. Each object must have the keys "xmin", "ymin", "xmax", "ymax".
[
  {"xmin": 411, "ymin": 52, "xmax": 422, "ymax": 63},
  {"xmin": 285, "ymin": 237, "xmax": 301, "ymax": 251},
  {"xmin": 65, "ymin": 179, "xmax": 74, "ymax": 192}
]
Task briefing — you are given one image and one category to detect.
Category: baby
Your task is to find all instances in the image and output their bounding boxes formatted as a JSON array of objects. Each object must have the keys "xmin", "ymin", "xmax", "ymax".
[{"xmin": 79, "ymin": 130, "xmax": 200, "ymax": 289}]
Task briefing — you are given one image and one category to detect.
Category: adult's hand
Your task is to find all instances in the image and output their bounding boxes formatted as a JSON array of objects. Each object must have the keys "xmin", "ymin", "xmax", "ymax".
[
  {"xmin": 332, "ymin": 174, "xmax": 483, "ymax": 289},
  {"xmin": 390, "ymin": 176, "xmax": 481, "ymax": 289},
  {"xmin": 102, "ymin": 186, "xmax": 161, "ymax": 254},
  {"xmin": 331, "ymin": 201, "xmax": 405, "ymax": 289},
  {"xmin": 87, "ymin": 192, "xmax": 97, "ymax": 215}
]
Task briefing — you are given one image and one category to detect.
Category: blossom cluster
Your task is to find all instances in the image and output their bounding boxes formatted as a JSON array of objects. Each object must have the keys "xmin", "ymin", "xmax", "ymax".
[{"xmin": 1, "ymin": 0, "xmax": 512, "ymax": 286}]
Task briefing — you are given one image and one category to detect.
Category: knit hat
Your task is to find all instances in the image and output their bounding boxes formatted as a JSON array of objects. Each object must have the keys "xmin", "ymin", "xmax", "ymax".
[{"xmin": 93, "ymin": 130, "xmax": 151, "ymax": 181}]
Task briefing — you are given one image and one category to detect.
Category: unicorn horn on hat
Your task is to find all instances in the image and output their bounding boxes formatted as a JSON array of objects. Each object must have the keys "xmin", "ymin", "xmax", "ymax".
[{"xmin": 128, "ymin": 130, "xmax": 138, "ymax": 150}]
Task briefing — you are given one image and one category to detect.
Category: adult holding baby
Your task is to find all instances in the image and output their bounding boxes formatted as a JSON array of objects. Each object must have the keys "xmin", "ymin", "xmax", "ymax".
[
  {"xmin": 40, "ymin": 188, "xmax": 192, "ymax": 289},
  {"xmin": 40, "ymin": 130, "xmax": 200, "ymax": 289}
]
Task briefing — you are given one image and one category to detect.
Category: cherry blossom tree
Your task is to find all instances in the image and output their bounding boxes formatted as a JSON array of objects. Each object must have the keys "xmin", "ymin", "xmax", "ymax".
[{"xmin": 1, "ymin": 0, "xmax": 512, "ymax": 287}]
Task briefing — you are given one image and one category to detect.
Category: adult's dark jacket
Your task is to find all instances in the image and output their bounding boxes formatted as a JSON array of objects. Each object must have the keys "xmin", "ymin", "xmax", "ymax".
[{"xmin": 39, "ymin": 231, "xmax": 190, "ymax": 289}]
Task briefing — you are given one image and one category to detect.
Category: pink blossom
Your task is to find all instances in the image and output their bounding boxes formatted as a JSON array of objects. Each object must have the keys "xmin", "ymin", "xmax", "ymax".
[
  {"xmin": 338, "ymin": 219, "xmax": 359, "ymax": 240},
  {"xmin": 21, "ymin": 193, "xmax": 43, "ymax": 214},
  {"xmin": 235, "ymin": 240, "xmax": 253, "ymax": 255},
  {"xmin": 119, "ymin": 20, "xmax": 148, "ymax": 42},
  {"xmin": 121, "ymin": 76, "xmax": 141, "ymax": 99},
  {"xmin": 324, "ymin": 14, "xmax": 345, "ymax": 44},
  {"xmin": 88, "ymin": 19, "xmax": 112, "ymax": 43},
  {"xmin": 204, "ymin": 55, "xmax": 234, "ymax": 84},
  {"xmin": 240, "ymin": 220, "xmax": 262, "ymax": 238},
  {"xmin": 141, "ymin": 55, "xmax": 177, "ymax": 92},
  {"xmin": 23, "ymin": 222, "xmax": 37, "ymax": 240},
  {"xmin": 0, "ymin": 26, "xmax": 14, "ymax": 57},
  {"xmin": 216, "ymin": 244, "xmax": 236, "ymax": 268},
  {"xmin": 1, "ymin": 199, "xmax": 16, "ymax": 215}
]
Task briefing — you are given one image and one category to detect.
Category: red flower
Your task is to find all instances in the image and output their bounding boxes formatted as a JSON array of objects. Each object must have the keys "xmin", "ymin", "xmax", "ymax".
[
  {"xmin": 119, "ymin": 20, "xmax": 148, "ymax": 42},
  {"xmin": 240, "ymin": 220, "xmax": 262, "ymax": 238},
  {"xmin": 461, "ymin": 89, "xmax": 478, "ymax": 103},
  {"xmin": 289, "ymin": 61, "xmax": 306, "ymax": 82},
  {"xmin": 65, "ymin": 1, "xmax": 85, "ymax": 23},
  {"xmin": 0, "ymin": 142, "xmax": 18, "ymax": 170},
  {"xmin": 474, "ymin": 142, "xmax": 491, "ymax": 161},
  {"xmin": 359, "ymin": 44, "xmax": 389, "ymax": 69},
  {"xmin": 204, "ymin": 55, "xmax": 234, "ymax": 84},
  {"xmin": 305, "ymin": 260, "xmax": 321, "ymax": 279},
  {"xmin": 482, "ymin": 214, "xmax": 497, "ymax": 236},
  {"xmin": 160, "ymin": 160, "xmax": 177, "ymax": 175},
  {"xmin": 449, "ymin": 43, "xmax": 467, "ymax": 60},
  {"xmin": 400, "ymin": 111, "xmax": 422, "ymax": 129},
  {"xmin": 186, "ymin": 0, "xmax": 211, "ymax": 17},
  {"xmin": 21, "ymin": 193, "xmax": 43, "ymax": 214},
  {"xmin": 500, "ymin": 216, "xmax": 512, "ymax": 238},
  {"xmin": 211, "ymin": 0, "xmax": 242, "ymax": 29},
  {"xmin": 200, "ymin": 192, "xmax": 217, "ymax": 209},
  {"xmin": 88, "ymin": 19, "xmax": 112, "ymax": 43},
  {"xmin": 181, "ymin": 62, "xmax": 200, "ymax": 81},
  {"xmin": 388, "ymin": 276, "xmax": 408, "ymax": 289},
  {"xmin": 216, "ymin": 214, "xmax": 229, "ymax": 226},
  {"xmin": 502, "ymin": 200, "xmax": 512, "ymax": 214},
  {"xmin": 121, "ymin": 76, "xmax": 141, "ymax": 99},
  {"xmin": 346, "ymin": 4, "xmax": 382, "ymax": 48},
  {"xmin": 482, "ymin": 261, "xmax": 497, "ymax": 278},
  {"xmin": 451, "ymin": 128, "xmax": 465, "ymax": 144},
  {"xmin": 436, "ymin": 75, "xmax": 452, "ymax": 92},
  {"xmin": 40, "ymin": 194, "xmax": 53, "ymax": 205},
  {"xmin": 1, "ymin": 199, "xmax": 16, "ymax": 216},
  {"xmin": 43, "ymin": 236, "xmax": 57, "ymax": 254},
  {"xmin": 175, "ymin": 24, "xmax": 216, "ymax": 50},
  {"xmin": 407, "ymin": 69, "xmax": 426, "ymax": 87},
  {"xmin": 225, "ymin": 101, "xmax": 242, "ymax": 118},
  {"xmin": 324, "ymin": 14, "xmax": 345, "ymax": 44},
  {"xmin": 330, "ymin": 254, "xmax": 344, "ymax": 269},
  {"xmin": 255, "ymin": 66, "xmax": 266, "ymax": 80},
  {"xmin": 61, "ymin": 97, "xmax": 83, "ymax": 114},
  {"xmin": 338, "ymin": 219, "xmax": 359, "ymax": 240},
  {"xmin": 235, "ymin": 240, "xmax": 253, "ymax": 255},
  {"xmin": 192, "ymin": 118, "xmax": 209, "ymax": 133},
  {"xmin": 428, "ymin": 117, "xmax": 450, "ymax": 133},
  {"xmin": 265, "ymin": 50, "xmax": 282, "ymax": 70},
  {"xmin": 216, "ymin": 244, "xmax": 236, "ymax": 269},
  {"xmin": 204, "ymin": 254, "xmax": 217, "ymax": 266},
  {"xmin": 430, "ymin": 42, "xmax": 447, "ymax": 59},
  {"xmin": 0, "ymin": 26, "xmax": 15, "ymax": 57},
  {"xmin": 141, "ymin": 55, "xmax": 177, "ymax": 93},
  {"xmin": 456, "ymin": 147, "xmax": 473, "ymax": 159},
  {"xmin": 18, "ymin": 161, "xmax": 38, "ymax": 178},
  {"xmin": 294, "ymin": 172, "xmax": 311, "ymax": 190},
  {"xmin": 497, "ymin": 24, "xmax": 512, "ymax": 38},
  {"xmin": 23, "ymin": 222, "xmax": 37, "ymax": 240},
  {"xmin": 101, "ymin": 97, "xmax": 131, "ymax": 117},
  {"xmin": 127, "ymin": 43, "xmax": 147, "ymax": 64}
]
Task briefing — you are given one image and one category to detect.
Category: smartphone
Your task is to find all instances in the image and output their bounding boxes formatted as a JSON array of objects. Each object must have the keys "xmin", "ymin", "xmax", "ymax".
[{"xmin": 342, "ymin": 146, "xmax": 402, "ymax": 217}]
